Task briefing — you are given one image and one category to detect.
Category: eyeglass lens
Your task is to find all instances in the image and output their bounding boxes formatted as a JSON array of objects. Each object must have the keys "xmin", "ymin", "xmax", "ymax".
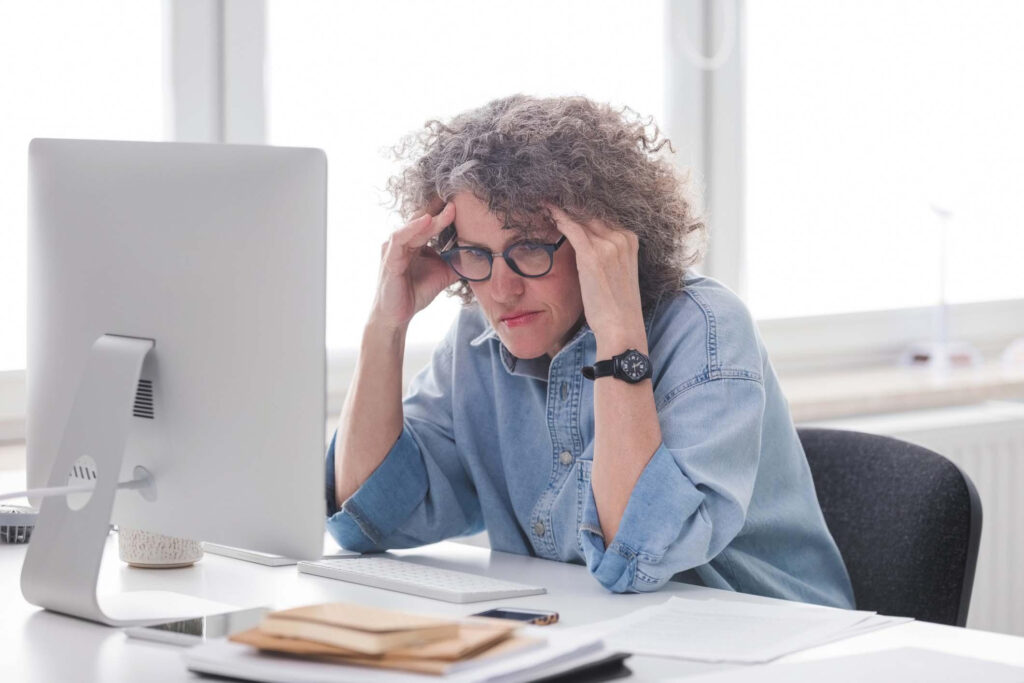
[{"xmin": 447, "ymin": 242, "xmax": 555, "ymax": 280}]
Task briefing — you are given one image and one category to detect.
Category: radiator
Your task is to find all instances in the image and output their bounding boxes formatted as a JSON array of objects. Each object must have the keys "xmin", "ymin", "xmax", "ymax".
[{"xmin": 807, "ymin": 400, "xmax": 1024, "ymax": 636}]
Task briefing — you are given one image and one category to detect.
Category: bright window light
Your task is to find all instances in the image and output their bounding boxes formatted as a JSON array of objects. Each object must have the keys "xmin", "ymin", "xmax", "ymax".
[
  {"xmin": 0, "ymin": 0, "xmax": 163, "ymax": 371},
  {"xmin": 746, "ymin": 0, "xmax": 1024, "ymax": 319}
]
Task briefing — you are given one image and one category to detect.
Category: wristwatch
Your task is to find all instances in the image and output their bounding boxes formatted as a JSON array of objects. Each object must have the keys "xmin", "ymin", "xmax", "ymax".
[{"xmin": 581, "ymin": 348, "xmax": 652, "ymax": 383}]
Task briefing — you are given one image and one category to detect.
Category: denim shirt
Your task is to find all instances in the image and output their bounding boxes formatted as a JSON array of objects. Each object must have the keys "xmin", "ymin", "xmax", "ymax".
[{"xmin": 325, "ymin": 276, "xmax": 855, "ymax": 608}]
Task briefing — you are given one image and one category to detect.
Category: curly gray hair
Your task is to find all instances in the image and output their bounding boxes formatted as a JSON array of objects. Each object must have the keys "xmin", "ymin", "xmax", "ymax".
[{"xmin": 386, "ymin": 94, "xmax": 707, "ymax": 313}]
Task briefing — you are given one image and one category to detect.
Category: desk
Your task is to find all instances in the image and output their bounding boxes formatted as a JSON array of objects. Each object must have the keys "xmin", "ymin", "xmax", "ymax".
[{"xmin": 3, "ymin": 533, "xmax": 1024, "ymax": 682}]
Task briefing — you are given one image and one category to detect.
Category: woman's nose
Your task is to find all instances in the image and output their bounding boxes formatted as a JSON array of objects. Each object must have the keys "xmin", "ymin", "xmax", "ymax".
[{"xmin": 490, "ymin": 256, "xmax": 525, "ymax": 301}]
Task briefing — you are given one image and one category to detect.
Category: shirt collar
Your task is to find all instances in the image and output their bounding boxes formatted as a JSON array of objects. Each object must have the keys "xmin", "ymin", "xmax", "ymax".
[
  {"xmin": 468, "ymin": 317, "xmax": 593, "ymax": 378},
  {"xmin": 467, "ymin": 297, "xmax": 662, "ymax": 378},
  {"xmin": 469, "ymin": 324, "xmax": 500, "ymax": 348},
  {"xmin": 468, "ymin": 322, "xmax": 530, "ymax": 375}
]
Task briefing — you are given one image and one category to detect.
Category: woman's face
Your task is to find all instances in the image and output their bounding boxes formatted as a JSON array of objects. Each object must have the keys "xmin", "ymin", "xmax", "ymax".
[{"xmin": 451, "ymin": 192, "xmax": 585, "ymax": 360}]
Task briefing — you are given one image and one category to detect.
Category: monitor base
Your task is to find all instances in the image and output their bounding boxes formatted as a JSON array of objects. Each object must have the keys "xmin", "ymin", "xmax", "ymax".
[
  {"xmin": 20, "ymin": 335, "xmax": 232, "ymax": 626},
  {"xmin": 95, "ymin": 591, "xmax": 240, "ymax": 626}
]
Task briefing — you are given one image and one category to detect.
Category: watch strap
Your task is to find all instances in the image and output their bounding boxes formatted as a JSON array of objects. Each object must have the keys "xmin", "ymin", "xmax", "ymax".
[{"xmin": 580, "ymin": 359, "xmax": 615, "ymax": 380}]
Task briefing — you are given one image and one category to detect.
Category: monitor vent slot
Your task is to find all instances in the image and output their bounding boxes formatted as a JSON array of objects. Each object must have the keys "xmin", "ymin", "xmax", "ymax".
[{"xmin": 133, "ymin": 379, "xmax": 154, "ymax": 419}]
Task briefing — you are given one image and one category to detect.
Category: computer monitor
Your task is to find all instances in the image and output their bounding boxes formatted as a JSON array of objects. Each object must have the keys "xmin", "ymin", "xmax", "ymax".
[{"xmin": 23, "ymin": 139, "xmax": 327, "ymax": 625}]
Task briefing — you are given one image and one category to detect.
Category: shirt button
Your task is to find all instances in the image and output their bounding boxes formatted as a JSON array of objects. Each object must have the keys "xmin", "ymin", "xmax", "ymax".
[
  {"xmin": 559, "ymin": 450, "xmax": 573, "ymax": 466},
  {"xmin": 560, "ymin": 382, "xmax": 569, "ymax": 401},
  {"xmin": 533, "ymin": 521, "xmax": 545, "ymax": 537}
]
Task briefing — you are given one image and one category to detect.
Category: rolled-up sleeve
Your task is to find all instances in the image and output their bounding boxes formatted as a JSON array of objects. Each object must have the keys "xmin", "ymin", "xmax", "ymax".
[
  {"xmin": 580, "ymin": 375, "xmax": 765, "ymax": 592},
  {"xmin": 325, "ymin": 427, "xmax": 430, "ymax": 551},
  {"xmin": 324, "ymin": 332, "xmax": 483, "ymax": 552}
]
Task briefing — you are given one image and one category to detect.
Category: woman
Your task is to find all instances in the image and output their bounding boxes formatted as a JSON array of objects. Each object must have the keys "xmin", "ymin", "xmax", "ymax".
[{"xmin": 325, "ymin": 95, "xmax": 854, "ymax": 607}]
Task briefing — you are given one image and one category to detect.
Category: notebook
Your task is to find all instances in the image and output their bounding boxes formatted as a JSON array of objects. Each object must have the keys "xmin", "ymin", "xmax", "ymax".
[{"xmin": 257, "ymin": 603, "xmax": 460, "ymax": 655}]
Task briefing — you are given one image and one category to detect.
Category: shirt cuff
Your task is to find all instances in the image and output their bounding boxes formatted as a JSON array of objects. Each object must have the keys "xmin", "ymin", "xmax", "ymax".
[
  {"xmin": 324, "ymin": 426, "xmax": 429, "ymax": 550},
  {"xmin": 579, "ymin": 443, "xmax": 704, "ymax": 592}
]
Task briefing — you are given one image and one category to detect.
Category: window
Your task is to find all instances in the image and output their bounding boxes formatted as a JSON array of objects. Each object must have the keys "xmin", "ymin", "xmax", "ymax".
[
  {"xmin": 265, "ymin": 0, "xmax": 666, "ymax": 350},
  {"xmin": 5, "ymin": 2, "xmax": 1019, "ymax": 440},
  {"xmin": 745, "ymin": 0, "xmax": 1024, "ymax": 320},
  {"xmin": 0, "ymin": 0, "xmax": 163, "ymax": 371}
]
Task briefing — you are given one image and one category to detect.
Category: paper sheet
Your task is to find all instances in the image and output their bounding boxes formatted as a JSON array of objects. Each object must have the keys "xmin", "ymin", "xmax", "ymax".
[
  {"xmin": 574, "ymin": 597, "xmax": 909, "ymax": 663},
  {"xmin": 673, "ymin": 648, "xmax": 1024, "ymax": 682}
]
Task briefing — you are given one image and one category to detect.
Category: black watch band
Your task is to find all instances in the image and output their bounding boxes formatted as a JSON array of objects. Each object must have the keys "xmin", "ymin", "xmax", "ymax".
[
  {"xmin": 581, "ymin": 359, "xmax": 615, "ymax": 380},
  {"xmin": 582, "ymin": 349, "xmax": 652, "ymax": 383}
]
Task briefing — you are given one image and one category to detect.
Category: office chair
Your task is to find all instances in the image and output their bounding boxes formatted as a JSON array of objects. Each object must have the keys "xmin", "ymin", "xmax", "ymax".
[{"xmin": 798, "ymin": 427, "xmax": 982, "ymax": 627}]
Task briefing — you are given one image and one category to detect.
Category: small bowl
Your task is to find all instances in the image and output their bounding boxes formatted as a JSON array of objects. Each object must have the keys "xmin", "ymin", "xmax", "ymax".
[{"xmin": 118, "ymin": 527, "xmax": 203, "ymax": 568}]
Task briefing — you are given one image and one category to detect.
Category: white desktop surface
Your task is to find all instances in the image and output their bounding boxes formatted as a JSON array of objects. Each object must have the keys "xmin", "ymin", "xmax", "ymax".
[{"xmin": 3, "ymin": 467, "xmax": 1024, "ymax": 682}]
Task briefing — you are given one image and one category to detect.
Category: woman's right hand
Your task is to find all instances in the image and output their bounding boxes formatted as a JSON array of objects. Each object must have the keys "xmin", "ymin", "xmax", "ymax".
[{"xmin": 369, "ymin": 199, "xmax": 460, "ymax": 333}]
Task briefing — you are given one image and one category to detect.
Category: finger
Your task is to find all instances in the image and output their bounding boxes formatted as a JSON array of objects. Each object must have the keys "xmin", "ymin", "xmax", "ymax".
[
  {"xmin": 410, "ymin": 196, "xmax": 445, "ymax": 221},
  {"xmin": 416, "ymin": 246, "xmax": 461, "ymax": 287},
  {"xmin": 394, "ymin": 201, "xmax": 454, "ymax": 249},
  {"xmin": 560, "ymin": 210, "xmax": 636, "ymax": 254},
  {"xmin": 426, "ymin": 200, "xmax": 456, "ymax": 241},
  {"xmin": 595, "ymin": 223, "xmax": 634, "ymax": 253},
  {"xmin": 579, "ymin": 215, "xmax": 615, "ymax": 238},
  {"xmin": 383, "ymin": 204, "xmax": 456, "ymax": 275},
  {"xmin": 400, "ymin": 197, "xmax": 449, "ymax": 237},
  {"xmin": 579, "ymin": 219, "xmax": 627, "ymax": 255},
  {"xmin": 597, "ymin": 222, "xmax": 639, "ymax": 253},
  {"xmin": 382, "ymin": 215, "xmax": 430, "ymax": 270},
  {"xmin": 384, "ymin": 215, "xmax": 430, "ymax": 266},
  {"xmin": 556, "ymin": 211, "xmax": 623, "ymax": 242},
  {"xmin": 546, "ymin": 205, "xmax": 594, "ymax": 254}
]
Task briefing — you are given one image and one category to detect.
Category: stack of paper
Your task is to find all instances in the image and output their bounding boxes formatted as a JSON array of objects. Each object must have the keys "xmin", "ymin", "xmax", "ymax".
[
  {"xmin": 254, "ymin": 603, "xmax": 465, "ymax": 656},
  {"xmin": 185, "ymin": 614, "xmax": 612, "ymax": 682},
  {"xmin": 577, "ymin": 597, "xmax": 910, "ymax": 664},
  {"xmin": 222, "ymin": 602, "xmax": 540, "ymax": 675}
]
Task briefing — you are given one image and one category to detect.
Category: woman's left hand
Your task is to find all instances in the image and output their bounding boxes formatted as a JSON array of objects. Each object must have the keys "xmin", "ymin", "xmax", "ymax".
[{"xmin": 548, "ymin": 206, "xmax": 647, "ymax": 354}]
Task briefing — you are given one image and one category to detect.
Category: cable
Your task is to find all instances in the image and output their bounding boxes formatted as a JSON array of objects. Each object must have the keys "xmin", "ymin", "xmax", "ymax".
[
  {"xmin": 0, "ymin": 484, "xmax": 91, "ymax": 504},
  {"xmin": 0, "ymin": 472, "xmax": 152, "ymax": 504}
]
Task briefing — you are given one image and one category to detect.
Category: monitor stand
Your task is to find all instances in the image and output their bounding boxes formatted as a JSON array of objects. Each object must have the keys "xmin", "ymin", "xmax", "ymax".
[{"xmin": 21, "ymin": 334, "xmax": 238, "ymax": 626}]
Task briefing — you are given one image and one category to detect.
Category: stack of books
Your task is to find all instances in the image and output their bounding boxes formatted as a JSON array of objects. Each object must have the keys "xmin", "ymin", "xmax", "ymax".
[{"xmin": 228, "ymin": 602, "xmax": 541, "ymax": 675}]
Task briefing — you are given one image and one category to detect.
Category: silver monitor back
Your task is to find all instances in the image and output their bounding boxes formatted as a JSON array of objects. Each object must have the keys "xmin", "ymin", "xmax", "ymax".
[{"xmin": 27, "ymin": 139, "xmax": 326, "ymax": 561}]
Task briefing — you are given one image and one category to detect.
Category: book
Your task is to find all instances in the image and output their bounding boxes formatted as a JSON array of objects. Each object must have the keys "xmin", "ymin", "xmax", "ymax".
[{"xmin": 257, "ymin": 603, "xmax": 460, "ymax": 655}]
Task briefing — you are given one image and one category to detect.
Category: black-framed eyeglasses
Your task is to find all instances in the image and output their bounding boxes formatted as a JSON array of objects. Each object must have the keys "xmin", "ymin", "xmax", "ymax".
[{"xmin": 439, "ymin": 235, "xmax": 567, "ymax": 282}]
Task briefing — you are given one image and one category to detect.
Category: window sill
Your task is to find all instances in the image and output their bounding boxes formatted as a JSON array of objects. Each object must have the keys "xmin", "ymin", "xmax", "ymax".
[
  {"xmin": 0, "ymin": 442, "xmax": 26, "ymax": 472},
  {"xmin": 781, "ymin": 361, "xmax": 1024, "ymax": 423},
  {"xmin": 6, "ymin": 357, "xmax": 1024, "ymax": 448}
]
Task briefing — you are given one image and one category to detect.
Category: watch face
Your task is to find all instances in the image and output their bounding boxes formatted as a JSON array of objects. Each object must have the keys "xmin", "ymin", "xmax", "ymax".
[{"xmin": 618, "ymin": 350, "xmax": 650, "ymax": 381}]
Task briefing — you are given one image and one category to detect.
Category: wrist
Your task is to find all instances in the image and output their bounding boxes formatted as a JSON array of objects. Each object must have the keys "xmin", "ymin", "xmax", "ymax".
[
  {"xmin": 594, "ymin": 325, "xmax": 648, "ymax": 359},
  {"xmin": 363, "ymin": 317, "xmax": 408, "ymax": 351}
]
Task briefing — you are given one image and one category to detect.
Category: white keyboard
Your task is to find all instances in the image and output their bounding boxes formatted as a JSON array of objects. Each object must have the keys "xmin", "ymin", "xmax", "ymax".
[
  {"xmin": 201, "ymin": 542, "xmax": 297, "ymax": 566},
  {"xmin": 201, "ymin": 542, "xmax": 361, "ymax": 566},
  {"xmin": 296, "ymin": 556, "xmax": 546, "ymax": 604}
]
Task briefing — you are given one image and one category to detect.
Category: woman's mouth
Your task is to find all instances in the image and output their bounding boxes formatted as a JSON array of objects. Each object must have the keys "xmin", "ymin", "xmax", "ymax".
[{"xmin": 500, "ymin": 311, "xmax": 542, "ymax": 328}]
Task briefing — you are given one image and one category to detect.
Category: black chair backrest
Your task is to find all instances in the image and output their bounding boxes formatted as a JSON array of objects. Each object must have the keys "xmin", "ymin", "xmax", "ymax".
[{"xmin": 798, "ymin": 427, "xmax": 982, "ymax": 626}]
